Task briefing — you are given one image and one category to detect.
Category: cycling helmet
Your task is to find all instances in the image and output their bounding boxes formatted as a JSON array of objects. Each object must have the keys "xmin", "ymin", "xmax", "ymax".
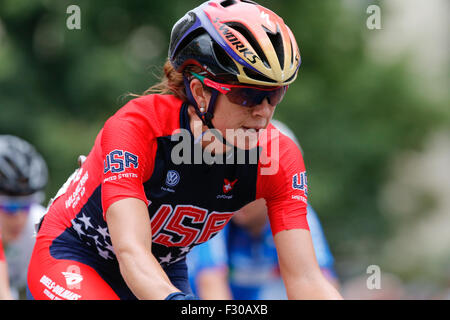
[
  {"xmin": 169, "ymin": 0, "xmax": 301, "ymax": 86},
  {"xmin": 0, "ymin": 135, "xmax": 48, "ymax": 196}
]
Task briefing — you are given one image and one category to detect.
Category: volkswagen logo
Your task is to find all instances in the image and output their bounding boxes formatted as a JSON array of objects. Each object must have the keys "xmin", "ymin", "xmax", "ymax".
[{"xmin": 165, "ymin": 170, "xmax": 180, "ymax": 187}]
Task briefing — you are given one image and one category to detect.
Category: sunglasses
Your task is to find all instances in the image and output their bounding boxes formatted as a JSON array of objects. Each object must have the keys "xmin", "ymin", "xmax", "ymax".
[
  {"xmin": 0, "ymin": 194, "xmax": 41, "ymax": 216},
  {"xmin": 190, "ymin": 72, "xmax": 288, "ymax": 108},
  {"xmin": 0, "ymin": 201, "xmax": 32, "ymax": 215}
]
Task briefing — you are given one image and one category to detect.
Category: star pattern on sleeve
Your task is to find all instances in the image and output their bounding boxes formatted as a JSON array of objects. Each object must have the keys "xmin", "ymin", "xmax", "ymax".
[
  {"xmin": 70, "ymin": 213, "xmax": 115, "ymax": 260},
  {"xmin": 79, "ymin": 212, "xmax": 94, "ymax": 230},
  {"xmin": 71, "ymin": 219, "xmax": 85, "ymax": 238}
]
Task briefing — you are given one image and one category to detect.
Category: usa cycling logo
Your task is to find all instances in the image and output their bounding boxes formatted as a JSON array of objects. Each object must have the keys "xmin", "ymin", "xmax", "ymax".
[
  {"xmin": 292, "ymin": 171, "xmax": 308, "ymax": 196},
  {"xmin": 104, "ymin": 149, "xmax": 138, "ymax": 174},
  {"xmin": 165, "ymin": 170, "xmax": 180, "ymax": 187}
]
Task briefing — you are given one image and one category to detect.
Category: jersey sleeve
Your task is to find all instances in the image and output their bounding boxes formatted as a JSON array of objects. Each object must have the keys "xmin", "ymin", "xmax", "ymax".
[
  {"xmin": 256, "ymin": 130, "xmax": 309, "ymax": 236},
  {"xmin": 101, "ymin": 108, "xmax": 157, "ymax": 219}
]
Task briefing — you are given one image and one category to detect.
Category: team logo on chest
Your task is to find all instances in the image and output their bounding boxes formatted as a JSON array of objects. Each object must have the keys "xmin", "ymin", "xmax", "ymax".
[
  {"xmin": 223, "ymin": 178, "xmax": 238, "ymax": 194},
  {"xmin": 165, "ymin": 170, "xmax": 180, "ymax": 187},
  {"xmin": 161, "ymin": 170, "xmax": 180, "ymax": 193},
  {"xmin": 217, "ymin": 178, "xmax": 238, "ymax": 199}
]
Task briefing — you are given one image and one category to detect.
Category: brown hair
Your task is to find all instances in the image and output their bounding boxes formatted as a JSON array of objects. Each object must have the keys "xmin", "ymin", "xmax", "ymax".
[{"xmin": 136, "ymin": 59, "xmax": 205, "ymax": 102}]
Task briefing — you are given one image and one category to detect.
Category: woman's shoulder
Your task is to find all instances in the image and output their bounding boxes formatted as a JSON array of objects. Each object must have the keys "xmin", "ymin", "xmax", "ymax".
[{"xmin": 106, "ymin": 94, "xmax": 185, "ymax": 137}]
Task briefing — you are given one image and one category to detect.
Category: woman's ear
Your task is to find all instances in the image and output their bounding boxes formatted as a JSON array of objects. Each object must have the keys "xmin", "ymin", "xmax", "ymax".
[{"xmin": 190, "ymin": 79, "xmax": 210, "ymax": 109}]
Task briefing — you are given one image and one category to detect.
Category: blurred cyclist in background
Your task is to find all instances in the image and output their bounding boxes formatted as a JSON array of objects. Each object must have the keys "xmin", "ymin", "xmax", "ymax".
[
  {"xmin": 187, "ymin": 120, "xmax": 339, "ymax": 299},
  {"xmin": 0, "ymin": 135, "xmax": 48, "ymax": 299}
]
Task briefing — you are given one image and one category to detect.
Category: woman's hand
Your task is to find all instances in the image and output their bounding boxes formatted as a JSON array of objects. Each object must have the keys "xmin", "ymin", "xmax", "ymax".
[{"xmin": 106, "ymin": 198, "xmax": 180, "ymax": 299}]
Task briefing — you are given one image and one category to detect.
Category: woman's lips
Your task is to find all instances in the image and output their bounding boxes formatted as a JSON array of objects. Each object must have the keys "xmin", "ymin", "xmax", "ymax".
[{"xmin": 241, "ymin": 126, "xmax": 263, "ymax": 132}]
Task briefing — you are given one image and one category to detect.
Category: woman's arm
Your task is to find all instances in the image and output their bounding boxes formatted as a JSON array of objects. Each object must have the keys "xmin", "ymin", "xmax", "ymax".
[
  {"xmin": 0, "ymin": 260, "xmax": 13, "ymax": 300},
  {"xmin": 196, "ymin": 267, "xmax": 232, "ymax": 300},
  {"xmin": 274, "ymin": 228, "xmax": 342, "ymax": 299},
  {"xmin": 106, "ymin": 198, "xmax": 181, "ymax": 300}
]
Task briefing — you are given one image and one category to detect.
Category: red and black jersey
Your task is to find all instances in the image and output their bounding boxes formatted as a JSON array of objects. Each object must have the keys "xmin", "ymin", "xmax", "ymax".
[{"xmin": 37, "ymin": 94, "xmax": 308, "ymax": 268}]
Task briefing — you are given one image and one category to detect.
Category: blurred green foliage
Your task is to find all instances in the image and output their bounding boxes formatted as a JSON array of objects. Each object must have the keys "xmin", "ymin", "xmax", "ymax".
[{"xmin": 0, "ymin": 0, "xmax": 448, "ymax": 280}]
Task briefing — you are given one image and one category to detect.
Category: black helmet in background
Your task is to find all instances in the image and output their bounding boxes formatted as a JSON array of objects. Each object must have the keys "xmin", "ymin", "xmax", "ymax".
[{"xmin": 0, "ymin": 135, "xmax": 48, "ymax": 197}]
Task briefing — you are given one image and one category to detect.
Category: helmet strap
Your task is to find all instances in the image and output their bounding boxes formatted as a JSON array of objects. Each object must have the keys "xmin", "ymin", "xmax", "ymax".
[
  {"xmin": 183, "ymin": 75, "xmax": 216, "ymax": 128},
  {"xmin": 183, "ymin": 76, "xmax": 235, "ymax": 148}
]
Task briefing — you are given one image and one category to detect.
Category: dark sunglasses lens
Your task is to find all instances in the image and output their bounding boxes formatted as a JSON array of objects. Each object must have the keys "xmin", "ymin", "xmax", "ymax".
[
  {"xmin": 266, "ymin": 86, "xmax": 287, "ymax": 106},
  {"xmin": 226, "ymin": 86, "xmax": 287, "ymax": 107},
  {"xmin": 226, "ymin": 88, "xmax": 259, "ymax": 107}
]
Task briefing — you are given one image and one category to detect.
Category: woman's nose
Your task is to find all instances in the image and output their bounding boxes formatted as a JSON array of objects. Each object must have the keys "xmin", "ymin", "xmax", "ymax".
[{"xmin": 251, "ymin": 98, "xmax": 274, "ymax": 119}]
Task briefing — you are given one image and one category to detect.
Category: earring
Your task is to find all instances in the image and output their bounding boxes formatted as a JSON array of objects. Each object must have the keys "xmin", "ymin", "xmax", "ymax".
[{"xmin": 199, "ymin": 102, "xmax": 206, "ymax": 113}]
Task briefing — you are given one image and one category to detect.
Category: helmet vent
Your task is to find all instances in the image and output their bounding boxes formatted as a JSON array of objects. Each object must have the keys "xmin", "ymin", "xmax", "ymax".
[
  {"xmin": 212, "ymin": 42, "xmax": 239, "ymax": 74},
  {"xmin": 243, "ymin": 66, "xmax": 276, "ymax": 83},
  {"xmin": 284, "ymin": 70, "xmax": 297, "ymax": 83},
  {"xmin": 225, "ymin": 22, "xmax": 270, "ymax": 68},
  {"xmin": 220, "ymin": 0, "xmax": 237, "ymax": 8},
  {"xmin": 263, "ymin": 25, "xmax": 284, "ymax": 70},
  {"xmin": 289, "ymin": 39, "xmax": 294, "ymax": 67}
]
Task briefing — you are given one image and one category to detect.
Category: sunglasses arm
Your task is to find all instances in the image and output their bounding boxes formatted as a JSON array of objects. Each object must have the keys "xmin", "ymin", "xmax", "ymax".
[{"xmin": 202, "ymin": 78, "xmax": 231, "ymax": 95}]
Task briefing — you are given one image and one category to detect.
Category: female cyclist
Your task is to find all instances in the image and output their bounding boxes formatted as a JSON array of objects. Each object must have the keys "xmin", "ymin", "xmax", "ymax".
[{"xmin": 27, "ymin": 0, "xmax": 342, "ymax": 300}]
